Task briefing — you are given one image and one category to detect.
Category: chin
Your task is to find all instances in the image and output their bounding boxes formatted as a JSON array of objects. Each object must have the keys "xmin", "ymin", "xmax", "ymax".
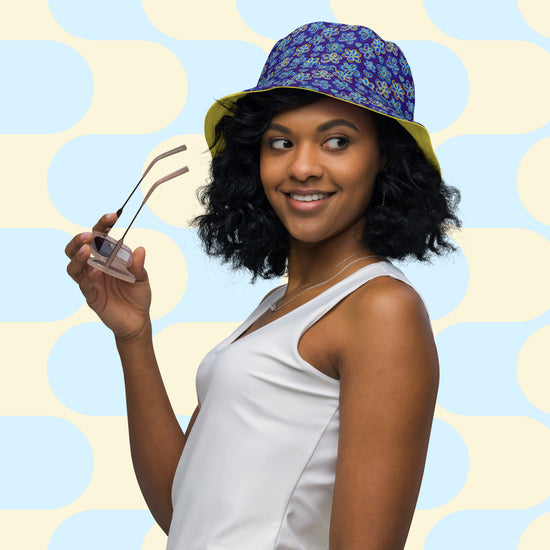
[{"xmin": 288, "ymin": 230, "xmax": 341, "ymax": 246}]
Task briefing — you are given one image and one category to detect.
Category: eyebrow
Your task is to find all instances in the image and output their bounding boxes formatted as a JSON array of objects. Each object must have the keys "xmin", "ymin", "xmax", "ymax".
[
  {"xmin": 266, "ymin": 118, "xmax": 360, "ymax": 134},
  {"xmin": 267, "ymin": 123, "xmax": 292, "ymax": 134},
  {"xmin": 318, "ymin": 119, "xmax": 360, "ymax": 133}
]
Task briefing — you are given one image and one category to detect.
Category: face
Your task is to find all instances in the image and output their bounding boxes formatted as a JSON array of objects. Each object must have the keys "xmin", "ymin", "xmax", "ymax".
[{"xmin": 260, "ymin": 96, "xmax": 382, "ymax": 248}]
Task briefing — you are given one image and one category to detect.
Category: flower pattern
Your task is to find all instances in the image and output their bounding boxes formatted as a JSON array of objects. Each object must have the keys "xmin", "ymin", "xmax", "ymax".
[
  {"xmin": 303, "ymin": 56, "xmax": 318, "ymax": 68},
  {"xmin": 360, "ymin": 45, "xmax": 375, "ymax": 59},
  {"xmin": 363, "ymin": 60, "xmax": 376, "ymax": 73},
  {"xmin": 343, "ymin": 49, "xmax": 361, "ymax": 63},
  {"xmin": 336, "ymin": 70, "xmax": 353, "ymax": 83},
  {"xmin": 310, "ymin": 34, "xmax": 325, "ymax": 46},
  {"xmin": 391, "ymin": 81, "xmax": 405, "ymax": 101},
  {"xmin": 253, "ymin": 21, "xmax": 416, "ymax": 123},
  {"xmin": 399, "ymin": 55, "xmax": 410, "ymax": 76},
  {"xmin": 341, "ymin": 62, "xmax": 360, "ymax": 77},
  {"xmin": 386, "ymin": 42, "xmax": 400, "ymax": 55},
  {"xmin": 313, "ymin": 69, "xmax": 331, "ymax": 80},
  {"xmin": 358, "ymin": 27, "xmax": 376, "ymax": 41},
  {"xmin": 326, "ymin": 42, "xmax": 344, "ymax": 53},
  {"xmin": 404, "ymin": 81, "xmax": 415, "ymax": 100},
  {"xmin": 360, "ymin": 76, "xmax": 375, "ymax": 90},
  {"xmin": 321, "ymin": 52, "xmax": 341, "ymax": 64},
  {"xmin": 295, "ymin": 72, "xmax": 311, "ymax": 82},
  {"xmin": 333, "ymin": 79, "xmax": 350, "ymax": 90},
  {"xmin": 307, "ymin": 22, "xmax": 325, "ymax": 33},
  {"xmin": 386, "ymin": 55, "xmax": 399, "ymax": 76},
  {"xmin": 338, "ymin": 32, "xmax": 356, "ymax": 45},
  {"xmin": 375, "ymin": 80, "xmax": 391, "ymax": 99},
  {"xmin": 322, "ymin": 27, "xmax": 340, "ymax": 38},
  {"xmin": 371, "ymin": 38, "xmax": 387, "ymax": 55},
  {"xmin": 377, "ymin": 65, "xmax": 392, "ymax": 83}
]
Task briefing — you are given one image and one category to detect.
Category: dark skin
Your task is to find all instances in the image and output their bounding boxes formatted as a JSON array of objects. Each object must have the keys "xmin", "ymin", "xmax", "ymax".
[
  {"xmin": 65, "ymin": 215, "xmax": 194, "ymax": 534},
  {"xmin": 66, "ymin": 97, "xmax": 439, "ymax": 548}
]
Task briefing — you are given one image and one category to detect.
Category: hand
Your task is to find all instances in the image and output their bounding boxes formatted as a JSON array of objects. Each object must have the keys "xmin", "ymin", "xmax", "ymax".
[{"xmin": 66, "ymin": 213, "xmax": 152, "ymax": 342}]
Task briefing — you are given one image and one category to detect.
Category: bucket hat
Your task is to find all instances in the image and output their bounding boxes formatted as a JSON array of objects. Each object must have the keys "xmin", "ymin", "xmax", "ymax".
[{"xmin": 204, "ymin": 21, "xmax": 440, "ymax": 174}]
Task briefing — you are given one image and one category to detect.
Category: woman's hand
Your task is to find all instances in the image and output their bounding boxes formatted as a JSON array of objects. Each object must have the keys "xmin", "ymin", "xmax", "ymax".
[{"xmin": 65, "ymin": 213, "xmax": 152, "ymax": 342}]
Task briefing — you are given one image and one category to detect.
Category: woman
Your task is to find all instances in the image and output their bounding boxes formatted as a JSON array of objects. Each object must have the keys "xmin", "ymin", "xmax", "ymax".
[{"xmin": 66, "ymin": 22, "xmax": 459, "ymax": 550}]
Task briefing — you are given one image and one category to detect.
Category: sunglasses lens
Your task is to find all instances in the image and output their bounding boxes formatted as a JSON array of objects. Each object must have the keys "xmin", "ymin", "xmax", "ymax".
[
  {"xmin": 93, "ymin": 236, "xmax": 114, "ymax": 256},
  {"xmin": 92, "ymin": 236, "xmax": 131, "ymax": 263}
]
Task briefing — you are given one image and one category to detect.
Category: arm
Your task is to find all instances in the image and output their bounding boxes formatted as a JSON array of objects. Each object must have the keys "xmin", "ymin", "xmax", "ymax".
[
  {"xmin": 329, "ymin": 277, "xmax": 439, "ymax": 550},
  {"xmin": 66, "ymin": 214, "xmax": 197, "ymax": 533},
  {"xmin": 116, "ymin": 329, "xmax": 196, "ymax": 534}
]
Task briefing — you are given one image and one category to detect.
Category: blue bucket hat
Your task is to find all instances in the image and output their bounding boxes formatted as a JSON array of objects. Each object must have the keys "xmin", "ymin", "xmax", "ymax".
[{"xmin": 205, "ymin": 21, "xmax": 440, "ymax": 174}]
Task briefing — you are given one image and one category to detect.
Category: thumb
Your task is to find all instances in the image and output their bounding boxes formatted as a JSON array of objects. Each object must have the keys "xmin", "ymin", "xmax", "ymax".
[{"xmin": 129, "ymin": 246, "xmax": 148, "ymax": 281}]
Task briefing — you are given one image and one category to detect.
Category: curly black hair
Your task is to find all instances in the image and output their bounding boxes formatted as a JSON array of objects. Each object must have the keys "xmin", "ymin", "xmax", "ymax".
[{"xmin": 193, "ymin": 88, "xmax": 460, "ymax": 279}]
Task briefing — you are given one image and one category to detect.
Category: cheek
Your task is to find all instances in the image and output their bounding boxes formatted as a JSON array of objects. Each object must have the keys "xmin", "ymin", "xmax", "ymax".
[
  {"xmin": 259, "ymin": 157, "xmax": 279, "ymax": 196},
  {"xmin": 346, "ymin": 162, "xmax": 379, "ymax": 209},
  {"xmin": 343, "ymin": 158, "xmax": 379, "ymax": 188}
]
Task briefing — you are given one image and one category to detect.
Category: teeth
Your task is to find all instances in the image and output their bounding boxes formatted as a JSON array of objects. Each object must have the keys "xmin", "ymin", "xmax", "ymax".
[{"xmin": 290, "ymin": 193, "xmax": 329, "ymax": 202}]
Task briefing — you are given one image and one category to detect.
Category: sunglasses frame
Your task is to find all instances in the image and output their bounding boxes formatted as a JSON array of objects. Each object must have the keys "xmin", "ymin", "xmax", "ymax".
[
  {"xmin": 88, "ymin": 231, "xmax": 135, "ymax": 282},
  {"xmin": 87, "ymin": 144, "xmax": 189, "ymax": 283}
]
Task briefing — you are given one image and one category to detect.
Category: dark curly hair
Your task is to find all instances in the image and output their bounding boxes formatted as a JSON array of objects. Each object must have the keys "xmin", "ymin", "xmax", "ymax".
[{"xmin": 193, "ymin": 89, "xmax": 460, "ymax": 279}]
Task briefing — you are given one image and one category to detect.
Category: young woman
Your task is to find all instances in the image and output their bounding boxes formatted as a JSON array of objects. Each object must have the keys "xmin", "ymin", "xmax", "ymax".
[{"xmin": 66, "ymin": 22, "xmax": 459, "ymax": 550}]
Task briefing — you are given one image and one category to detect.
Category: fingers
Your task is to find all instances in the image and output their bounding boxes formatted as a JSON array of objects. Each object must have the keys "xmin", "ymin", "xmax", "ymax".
[
  {"xmin": 92, "ymin": 212, "xmax": 117, "ymax": 234},
  {"xmin": 66, "ymin": 213, "xmax": 149, "ymax": 285},
  {"xmin": 66, "ymin": 241, "xmax": 92, "ymax": 284},
  {"xmin": 64, "ymin": 213, "xmax": 116, "ymax": 259},
  {"xmin": 65, "ymin": 231, "xmax": 92, "ymax": 260},
  {"xmin": 128, "ymin": 246, "xmax": 148, "ymax": 282}
]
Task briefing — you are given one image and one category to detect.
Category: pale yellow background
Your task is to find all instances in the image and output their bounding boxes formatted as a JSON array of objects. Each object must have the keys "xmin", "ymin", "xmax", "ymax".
[{"xmin": 1, "ymin": 1, "xmax": 549, "ymax": 548}]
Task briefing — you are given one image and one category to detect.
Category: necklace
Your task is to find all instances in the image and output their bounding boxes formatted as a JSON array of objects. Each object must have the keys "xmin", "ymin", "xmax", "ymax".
[{"xmin": 270, "ymin": 252, "xmax": 382, "ymax": 312}]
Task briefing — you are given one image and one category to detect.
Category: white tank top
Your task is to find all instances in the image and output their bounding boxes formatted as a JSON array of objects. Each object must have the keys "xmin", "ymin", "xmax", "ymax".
[{"xmin": 168, "ymin": 261, "xmax": 415, "ymax": 550}]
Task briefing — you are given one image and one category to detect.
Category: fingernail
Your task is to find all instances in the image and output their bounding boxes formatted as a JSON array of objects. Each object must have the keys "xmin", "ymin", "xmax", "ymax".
[
  {"xmin": 78, "ymin": 245, "xmax": 87, "ymax": 257},
  {"xmin": 80, "ymin": 232, "xmax": 92, "ymax": 241}
]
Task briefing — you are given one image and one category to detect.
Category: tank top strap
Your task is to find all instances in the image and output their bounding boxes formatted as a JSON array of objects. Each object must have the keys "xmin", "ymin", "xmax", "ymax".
[
  {"xmin": 220, "ymin": 261, "xmax": 418, "ymax": 355},
  {"xmin": 281, "ymin": 260, "xmax": 417, "ymax": 334}
]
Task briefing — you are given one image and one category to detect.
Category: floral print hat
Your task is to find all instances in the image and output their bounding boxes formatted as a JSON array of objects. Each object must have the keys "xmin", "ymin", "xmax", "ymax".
[{"xmin": 204, "ymin": 21, "xmax": 440, "ymax": 174}]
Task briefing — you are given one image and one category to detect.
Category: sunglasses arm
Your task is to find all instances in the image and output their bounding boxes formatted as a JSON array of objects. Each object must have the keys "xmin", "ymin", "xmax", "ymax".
[
  {"xmin": 104, "ymin": 165, "xmax": 189, "ymax": 268},
  {"xmin": 104, "ymin": 144, "xmax": 188, "ymax": 235}
]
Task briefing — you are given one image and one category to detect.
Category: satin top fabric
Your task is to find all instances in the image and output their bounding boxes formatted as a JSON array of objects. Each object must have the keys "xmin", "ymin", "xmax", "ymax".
[{"xmin": 167, "ymin": 261, "xmax": 415, "ymax": 549}]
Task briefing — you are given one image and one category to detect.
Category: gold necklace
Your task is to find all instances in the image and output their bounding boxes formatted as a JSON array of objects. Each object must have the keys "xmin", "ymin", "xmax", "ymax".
[{"xmin": 270, "ymin": 252, "xmax": 382, "ymax": 312}]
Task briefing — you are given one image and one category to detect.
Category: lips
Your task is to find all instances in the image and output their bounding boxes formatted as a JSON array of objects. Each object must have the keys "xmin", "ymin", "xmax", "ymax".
[{"xmin": 283, "ymin": 190, "xmax": 336, "ymax": 213}]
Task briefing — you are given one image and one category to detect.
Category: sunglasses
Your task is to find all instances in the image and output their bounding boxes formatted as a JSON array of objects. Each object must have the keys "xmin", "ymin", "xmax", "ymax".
[{"xmin": 87, "ymin": 144, "xmax": 189, "ymax": 283}]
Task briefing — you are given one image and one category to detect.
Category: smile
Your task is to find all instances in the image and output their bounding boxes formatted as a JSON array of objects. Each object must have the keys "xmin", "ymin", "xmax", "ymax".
[{"xmin": 289, "ymin": 193, "xmax": 332, "ymax": 202}]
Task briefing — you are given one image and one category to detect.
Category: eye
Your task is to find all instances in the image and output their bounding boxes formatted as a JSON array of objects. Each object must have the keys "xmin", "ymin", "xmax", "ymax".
[
  {"xmin": 324, "ymin": 136, "xmax": 349, "ymax": 150},
  {"xmin": 269, "ymin": 138, "xmax": 293, "ymax": 150}
]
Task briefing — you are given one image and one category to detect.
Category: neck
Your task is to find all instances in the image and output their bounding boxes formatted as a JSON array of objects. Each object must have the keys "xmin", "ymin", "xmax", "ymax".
[{"xmin": 286, "ymin": 237, "xmax": 373, "ymax": 292}]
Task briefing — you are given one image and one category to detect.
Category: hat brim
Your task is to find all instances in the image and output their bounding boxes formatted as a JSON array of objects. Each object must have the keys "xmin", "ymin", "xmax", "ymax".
[{"xmin": 204, "ymin": 87, "xmax": 440, "ymax": 175}]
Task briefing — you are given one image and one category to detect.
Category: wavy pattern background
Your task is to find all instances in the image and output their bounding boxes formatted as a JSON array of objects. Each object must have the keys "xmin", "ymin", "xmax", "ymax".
[{"xmin": 1, "ymin": 1, "xmax": 549, "ymax": 548}]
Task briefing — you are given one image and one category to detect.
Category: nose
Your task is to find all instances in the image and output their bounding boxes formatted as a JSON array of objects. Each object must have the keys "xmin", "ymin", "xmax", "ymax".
[{"xmin": 287, "ymin": 143, "xmax": 323, "ymax": 182}]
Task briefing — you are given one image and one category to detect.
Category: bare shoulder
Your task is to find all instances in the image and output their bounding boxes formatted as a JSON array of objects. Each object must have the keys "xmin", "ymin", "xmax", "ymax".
[
  {"xmin": 333, "ymin": 275, "xmax": 435, "ymax": 363},
  {"xmin": 342, "ymin": 274, "xmax": 428, "ymax": 326},
  {"xmin": 331, "ymin": 273, "xmax": 439, "ymax": 416}
]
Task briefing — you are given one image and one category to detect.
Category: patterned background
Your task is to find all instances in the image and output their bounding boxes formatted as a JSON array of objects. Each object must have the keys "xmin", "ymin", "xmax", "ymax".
[{"xmin": 1, "ymin": 1, "xmax": 550, "ymax": 548}]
